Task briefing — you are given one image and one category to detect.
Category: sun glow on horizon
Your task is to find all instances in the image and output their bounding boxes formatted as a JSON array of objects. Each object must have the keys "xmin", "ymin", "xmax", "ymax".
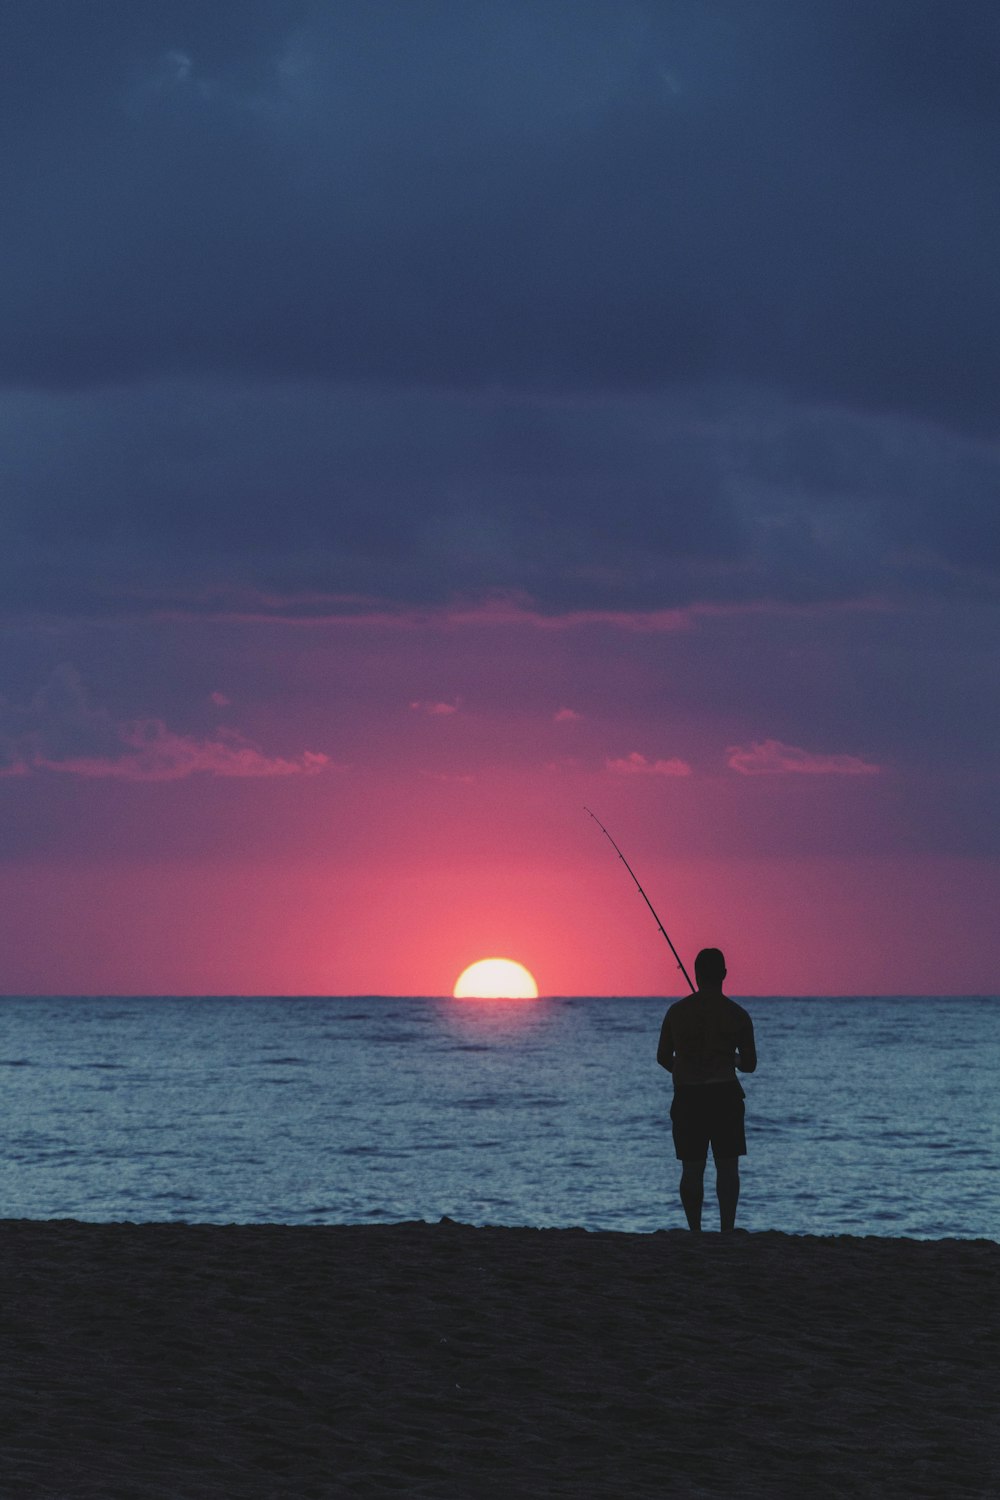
[{"xmin": 453, "ymin": 957, "xmax": 539, "ymax": 999}]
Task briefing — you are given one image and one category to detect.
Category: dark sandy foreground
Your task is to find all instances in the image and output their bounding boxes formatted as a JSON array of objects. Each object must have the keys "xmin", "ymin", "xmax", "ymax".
[{"xmin": 1, "ymin": 1221, "xmax": 998, "ymax": 1499}]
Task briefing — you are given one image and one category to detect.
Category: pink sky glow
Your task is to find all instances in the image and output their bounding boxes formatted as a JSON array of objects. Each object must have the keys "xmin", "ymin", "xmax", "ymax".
[{"xmin": 1, "ymin": 609, "xmax": 996, "ymax": 997}]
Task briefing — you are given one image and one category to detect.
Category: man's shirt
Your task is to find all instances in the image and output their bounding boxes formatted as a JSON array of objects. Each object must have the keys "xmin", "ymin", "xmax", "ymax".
[{"xmin": 657, "ymin": 992, "xmax": 757, "ymax": 1086}]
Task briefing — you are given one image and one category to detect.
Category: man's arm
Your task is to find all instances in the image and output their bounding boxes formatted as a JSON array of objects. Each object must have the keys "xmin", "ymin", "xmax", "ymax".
[
  {"xmin": 656, "ymin": 1012, "xmax": 674, "ymax": 1072},
  {"xmin": 735, "ymin": 1015, "xmax": 757, "ymax": 1073}
]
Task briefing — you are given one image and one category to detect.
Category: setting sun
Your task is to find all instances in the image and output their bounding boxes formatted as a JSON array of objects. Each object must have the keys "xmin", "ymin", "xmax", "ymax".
[{"xmin": 453, "ymin": 958, "xmax": 539, "ymax": 999}]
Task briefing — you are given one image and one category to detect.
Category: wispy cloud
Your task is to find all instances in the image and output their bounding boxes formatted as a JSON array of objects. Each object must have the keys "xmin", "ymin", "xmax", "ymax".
[
  {"xmin": 38, "ymin": 725, "xmax": 329, "ymax": 781},
  {"xmin": 1, "ymin": 666, "xmax": 328, "ymax": 782},
  {"xmin": 727, "ymin": 739, "xmax": 880, "ymax": 776},
  {"xmin": 554, "ymin": 707, "xmax": 583, "ymax": 722},
  {"xmin": 606, "ymin": 751, "xmax": 692, "ymax": 777},
  {"xmin": 409, "ymin": 699, "xmax": 459, "ymax": 716}
]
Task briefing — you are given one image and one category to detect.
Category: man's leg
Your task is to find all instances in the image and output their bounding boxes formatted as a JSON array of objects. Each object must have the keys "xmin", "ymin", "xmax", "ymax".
[
  {"xmin": 715, "ymin": 1156, "xmax": 740, "ymax": 1232},
  {"xmin": 679, "ymin": 1159, "xmax": 706, "ymax": 1232}
]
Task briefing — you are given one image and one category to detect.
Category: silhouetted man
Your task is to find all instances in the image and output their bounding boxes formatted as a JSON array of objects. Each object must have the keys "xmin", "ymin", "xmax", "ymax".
[{"xmin": 657, "ymin": 948, "xmax": 757, "ymax": 1232}]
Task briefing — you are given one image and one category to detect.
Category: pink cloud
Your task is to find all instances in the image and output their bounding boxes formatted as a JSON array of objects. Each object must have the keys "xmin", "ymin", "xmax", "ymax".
[
  {"xmin": 210, "ymin": 690, "xmax": 232, "ymax": 707},
  {"xmin": 553, "ymin": 707, "xmax": 583, "ymax": 722},
  {"xmin": 409, "ymin": 699, "xmax": 459, "ymax": 715},
  {"xmin": 2, "ymin": 665, "xmax": 329, "ymax": 782},
  {"xmin": 606, "ymin": 751, "xmax": 692, "ymax": 777},
  {"xmin": 38, "ymin": 722, "xmax": 330, "ymax": 781},
  {"xmin": 443, "ymin": 601, "xmax": 691, "ymax": 632},
  {"xmin": 727, "ymin": 739, "xmax": 880, "ymax": 776}
]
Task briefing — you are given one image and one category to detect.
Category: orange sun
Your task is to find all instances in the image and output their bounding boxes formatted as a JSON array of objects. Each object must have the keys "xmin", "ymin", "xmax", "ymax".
[{"xmin": 453, "ymin": 958, "xmax": 539, "ymax": 999}]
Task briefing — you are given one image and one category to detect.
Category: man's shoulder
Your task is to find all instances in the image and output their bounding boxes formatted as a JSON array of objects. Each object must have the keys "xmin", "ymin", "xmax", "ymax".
[{"xmin": 722, "ymin": 994, "xmax": 753, "ymax": 1023}]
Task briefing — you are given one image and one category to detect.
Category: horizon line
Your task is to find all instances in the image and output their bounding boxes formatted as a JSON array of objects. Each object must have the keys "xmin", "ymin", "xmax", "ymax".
[{"xmin": 0, "ymin": 991, "xmax": 995, "ymax": 1002}]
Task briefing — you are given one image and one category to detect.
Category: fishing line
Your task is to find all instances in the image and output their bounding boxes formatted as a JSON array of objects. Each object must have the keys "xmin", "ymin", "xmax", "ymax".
[{"xmin": 585, "ymin": 807, "xmax": 695, "ymax": 992}]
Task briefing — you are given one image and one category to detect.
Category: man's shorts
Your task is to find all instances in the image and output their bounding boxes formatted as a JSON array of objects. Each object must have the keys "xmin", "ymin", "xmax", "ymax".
[{"xmin": 670, "ymin": 1080, "xmax": 747, "ymax": 1162}]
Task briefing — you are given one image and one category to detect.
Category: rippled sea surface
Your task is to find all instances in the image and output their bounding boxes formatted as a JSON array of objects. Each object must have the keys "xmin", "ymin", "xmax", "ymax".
[{"xmin": 0, "ymin": 996, "xmax": 996, "ymax": 1239}]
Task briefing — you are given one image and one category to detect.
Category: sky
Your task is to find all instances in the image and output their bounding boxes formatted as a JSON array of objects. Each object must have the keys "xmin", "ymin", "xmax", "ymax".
[{"xmin": 1, "ymin": 0, "xmax": 998, "ymax": 996}]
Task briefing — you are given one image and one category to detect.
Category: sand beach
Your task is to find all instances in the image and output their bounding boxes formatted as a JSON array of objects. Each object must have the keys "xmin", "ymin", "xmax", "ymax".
[{"xmin": 1, "ymin": 1218, "xmax": 997, "ymax": 1498}]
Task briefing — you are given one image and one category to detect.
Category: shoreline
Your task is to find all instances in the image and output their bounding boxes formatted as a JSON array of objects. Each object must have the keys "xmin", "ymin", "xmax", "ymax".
[{"xmin": 2, "ymin": 1219, "xmax": 998, "ymax": 1496}]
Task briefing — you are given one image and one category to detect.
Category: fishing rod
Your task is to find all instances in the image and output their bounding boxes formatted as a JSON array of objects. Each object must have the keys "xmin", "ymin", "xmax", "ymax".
[{"xmin": 585, "ymin": 807, "xmax": 695, "ymax": 992}]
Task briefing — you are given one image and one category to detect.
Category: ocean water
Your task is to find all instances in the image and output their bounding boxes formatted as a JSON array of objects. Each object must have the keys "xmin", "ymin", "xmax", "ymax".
[{"xmin": 0, "ymin": 996, "xmax": 996, "ymax": 1240}]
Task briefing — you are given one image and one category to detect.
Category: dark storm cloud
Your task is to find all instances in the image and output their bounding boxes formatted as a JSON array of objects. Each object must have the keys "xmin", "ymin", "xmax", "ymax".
[
  {"xmin": 2, "ymin": 379, "xmax": 997, "ymax": 619},
  {"xmin": 1, "ymin": 1, "xmax": 998, "ymax": 619},
  {"xmin": 0, "ymin": 380, "xmax": 739, "ymax": 616},
  {"xmin": 3, "ymin": 1, "xmax": 999, "ymax": 423}
]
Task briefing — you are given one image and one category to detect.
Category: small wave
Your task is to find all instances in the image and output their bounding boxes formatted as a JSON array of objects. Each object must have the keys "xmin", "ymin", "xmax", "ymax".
[
  {"xmin": 339, "ymin": 1144, "xmax": 395, "ymax": 1158},
  {"xmin": 0, "ymin": 1058, "xmax": 33, "ymax": 1067}
]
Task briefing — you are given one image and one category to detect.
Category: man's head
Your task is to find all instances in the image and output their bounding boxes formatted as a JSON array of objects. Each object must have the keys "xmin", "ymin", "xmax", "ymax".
[{"xmin": 694, "ymin": 947, "xmax": 727, "ymax": 991}]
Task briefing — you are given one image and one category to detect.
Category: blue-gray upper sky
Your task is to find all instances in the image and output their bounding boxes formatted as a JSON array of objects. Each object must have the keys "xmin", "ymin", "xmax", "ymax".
[{"xmin": 2, "ymin": 0, "xmax": 999, "ymax": 619}]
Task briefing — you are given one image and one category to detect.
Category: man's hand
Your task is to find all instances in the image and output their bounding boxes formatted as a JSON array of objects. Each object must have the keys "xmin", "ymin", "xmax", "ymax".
[{"xmin": 736, "ymin": 1030, "xmax": 757, "ymax": 1073}]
